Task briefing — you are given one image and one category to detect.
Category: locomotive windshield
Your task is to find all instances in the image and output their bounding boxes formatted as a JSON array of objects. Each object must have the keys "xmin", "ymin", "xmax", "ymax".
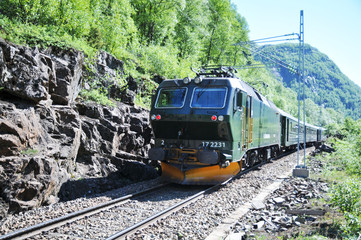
[
  {"xmin": 191, "ymin": 87, "xmax": 227, "ymax": 108},
  {"xmin": 155, "ymin": 88, "xmax": 187, "ymax": 108}
]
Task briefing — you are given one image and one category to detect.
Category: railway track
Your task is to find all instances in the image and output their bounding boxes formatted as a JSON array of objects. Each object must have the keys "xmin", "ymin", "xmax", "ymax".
[
  {"xmin": 0, "ymin": 183, "xmax": 169, "ymax": 240},
  {"xmin": 0, "ymin": 182, "xmax": 212, "ymax": 240},
  {"xmin": 0, "ymin": 150, "xmax": 299, "ymax": 240}
]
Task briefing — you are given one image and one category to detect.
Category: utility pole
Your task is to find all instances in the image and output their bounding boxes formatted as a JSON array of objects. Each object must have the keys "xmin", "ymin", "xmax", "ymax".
[{"xmin": 293, "ymin": 10, "xmax": 309, "ymax": 178}]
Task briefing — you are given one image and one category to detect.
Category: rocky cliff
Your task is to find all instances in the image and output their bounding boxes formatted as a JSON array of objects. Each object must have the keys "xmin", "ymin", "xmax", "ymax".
[{"xmin": 0, "ymin": 38, "xmax": 158, "ymax": 217}]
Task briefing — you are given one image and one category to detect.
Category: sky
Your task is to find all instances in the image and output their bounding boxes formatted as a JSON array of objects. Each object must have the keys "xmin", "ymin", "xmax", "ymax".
[{"xmin": 232, "ymin": 0, "xmax": 361, "ymax": 88}]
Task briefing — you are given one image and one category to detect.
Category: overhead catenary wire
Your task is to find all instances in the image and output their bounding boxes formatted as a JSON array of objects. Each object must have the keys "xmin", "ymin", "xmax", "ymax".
[
  {"xmin": 250, "ymin": 33, "xmax": 299, "ymax": 43},
  {"xmin": 250, "ymin": 38, "xmax": 299, "ymax": 44},
  {"xmin": 240, "ymin": 43, "xmax": 299, "ymax": 73}
]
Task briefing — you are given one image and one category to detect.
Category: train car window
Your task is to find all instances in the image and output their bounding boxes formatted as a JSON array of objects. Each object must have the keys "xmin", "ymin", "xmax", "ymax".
[
  {"xmin": 190, "ymin": 87, "xmax": 227, "ymax": 108},
  {"xmin": 155, "ymin": 88, "xmax": 188, "ymax": 108}
]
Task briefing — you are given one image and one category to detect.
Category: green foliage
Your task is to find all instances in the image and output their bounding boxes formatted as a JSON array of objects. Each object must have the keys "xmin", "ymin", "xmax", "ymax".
[
  {"xmin": 130, "ymin": 0, "xmax": 185, "ymax": 45},
  {"xmin": 20, "ymin": 148, "xmax": 38, "ymax": 156},
  {"xmin": 139, "ymin": 45, "xmax": 180, "ymax": 78},
  {"xmin": 0, "ymin": 0, "xmax": 352, "ymax": 118},
  {"xmin": 325, "ymin": 122, "xmax": 342, "ymax": 137},
  {"xmin": 329, "ymin": 178, "xmax": 361, "ymax": 235},
  {"xmin": 203, "ymin": 0, "xmax": 249, "ymax": 65},
  {"xmin": 330, "ymin": 178, "xmax": 361, "ymax": 213},
  {"xmin": 0, "ymin": 0, "xmax": 137, "ymax": 56},
  {"xmin": 80, "ymin": 88, "xmax": 115, "ymax": 107},
  {"xmin": 0, "ymin": 14, "xmax": 96, "ymax": 56},
  {"xmin": 79, "ymin": 67, "xmax": 119, "ymax": 107},
  {"xmin": 174, "ymin": 0, "xmax": 209, "ymax": 59},
  {"xmin": 329, "ymin": 138, "xmax": 361, "ymax": 176},
  {"xmin": 323, "ymin": 118, "xmax": 361, "ymax": 237}
]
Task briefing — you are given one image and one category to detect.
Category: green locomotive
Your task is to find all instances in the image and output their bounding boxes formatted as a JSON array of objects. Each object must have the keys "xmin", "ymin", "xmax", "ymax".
[{"xmin": 148, "ymin": 67, "xmax": 324, "ymax": 184}]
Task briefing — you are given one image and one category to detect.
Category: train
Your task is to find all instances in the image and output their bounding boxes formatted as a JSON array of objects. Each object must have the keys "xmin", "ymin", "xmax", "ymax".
[{"xmin": 148, "ymin": 67, "xmax": 326, "ymax": 184}]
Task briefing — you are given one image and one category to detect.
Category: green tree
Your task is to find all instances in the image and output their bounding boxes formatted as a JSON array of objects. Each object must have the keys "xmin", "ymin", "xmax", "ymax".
[
  {"xmin": 130, "ymin": 0, "xmax": 185, "ymax": 45},
  {"xmin": 203, "ymin": 0, "xmax": 249, "ymax": 65},
  {"xmin": 174, "ymin": 0, "xmax": 210, "ymax": 59}
]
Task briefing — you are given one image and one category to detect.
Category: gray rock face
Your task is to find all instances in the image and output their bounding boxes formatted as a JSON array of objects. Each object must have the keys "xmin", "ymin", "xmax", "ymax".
[
  {"xmin": 0, "ymin": 38, "xmax": 157, "ymax": 215},
  {"xmin": 46, "ymin": 48, "xmax": 83, "ymax": 105},
  {"xmin": 0, "ymin": 156, "xmax": 68, "ymax": 213},
  {"xmin": 0, "ymin": 39, "xmax": 52, "ymax": 102},
  {"xmin": 0, "ymin": 102, "xmax": 43, "ymax": 156}
]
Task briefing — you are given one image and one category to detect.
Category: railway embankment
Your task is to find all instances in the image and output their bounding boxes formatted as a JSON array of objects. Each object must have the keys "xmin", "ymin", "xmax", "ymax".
[
  {"xmin": 0, "ymin": 38, "xmax": 158, "ymax": 217},
  {"xmin": 214, "ymin": 147, "xmax": 340, "ymax": 240},
  {"xmin": 225, "ymin": 173, "xmax": 335, "ymax": 239}
]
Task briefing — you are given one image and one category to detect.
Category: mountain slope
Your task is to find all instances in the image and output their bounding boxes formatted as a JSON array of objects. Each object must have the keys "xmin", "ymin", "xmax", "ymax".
[{"xmin": 254, "ymin": 43, "xmax": 361, "ymax": 119}]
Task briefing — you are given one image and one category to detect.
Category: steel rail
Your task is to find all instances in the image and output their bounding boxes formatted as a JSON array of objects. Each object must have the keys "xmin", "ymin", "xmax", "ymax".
[
  {"xmin": 105, "ymin": 183, "xmax": 226, "ymax": 240},
  {"xmin": 0, "ymin": 183, "xmax": 169, "ymax": 240}
]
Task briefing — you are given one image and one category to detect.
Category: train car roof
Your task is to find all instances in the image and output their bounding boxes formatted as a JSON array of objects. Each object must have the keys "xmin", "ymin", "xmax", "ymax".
[{"xmin": 278, "ymin": 108, "xmax": 320, "ymax": 129}]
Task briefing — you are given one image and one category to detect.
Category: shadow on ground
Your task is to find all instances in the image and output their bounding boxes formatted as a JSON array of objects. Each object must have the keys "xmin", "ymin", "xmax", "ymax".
[{"xmin": 58, "ymin": 161, "xmax": 160, "ymax": 202}]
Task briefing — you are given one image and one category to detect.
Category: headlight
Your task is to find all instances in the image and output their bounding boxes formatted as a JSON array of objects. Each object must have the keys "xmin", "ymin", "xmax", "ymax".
[
  {"xmin": 183, "ymin": 76, "xmax": 191, "ymax": 84},
  {"xmin": 194, "ymin": 76, "xmax": 203, "ymax": 84}
]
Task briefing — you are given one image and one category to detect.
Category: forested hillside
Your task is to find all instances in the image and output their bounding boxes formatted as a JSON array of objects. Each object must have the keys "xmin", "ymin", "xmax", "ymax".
[
  {"xmin": 0, "ymin": 0, "xmax": 346, "ymax": 125},
  {"xmin": 255, "ymin": 43, "xmax": 361, "ymax": 120},
  {"xmin": 0, "ymin": 0, "xmax": 249, "ymax": 77}
]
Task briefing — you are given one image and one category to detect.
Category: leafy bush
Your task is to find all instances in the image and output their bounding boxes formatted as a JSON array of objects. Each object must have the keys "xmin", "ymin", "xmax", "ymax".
[
  {"xmin": 139, "ymin": 45, "xmax": 180, "ymax": 78},
  {"xmin": 330, "ymin": 178, "xmax": 361, "ymax": 213},
  {"xmin": 330, "ymin": 178, "xmax": 361, "ymax": 234},
  {"xmin": 80, "ymin": 88, "xmax": 115, "ymax": 107},
  {"xmin": 324, "ymin": 117, "xmax": 361, "ymax": 237}
]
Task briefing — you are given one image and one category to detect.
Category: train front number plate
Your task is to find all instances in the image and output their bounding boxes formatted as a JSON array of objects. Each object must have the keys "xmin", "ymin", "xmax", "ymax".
[{"xmin": 202, "ymin": 142, "xmax": 226, "ymax": 148}]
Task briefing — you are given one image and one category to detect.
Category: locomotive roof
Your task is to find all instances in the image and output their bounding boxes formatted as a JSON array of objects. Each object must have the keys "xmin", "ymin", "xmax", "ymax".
[{"xmin": 236, "ymin": 78, "xmax": 279, "ymax": 112}]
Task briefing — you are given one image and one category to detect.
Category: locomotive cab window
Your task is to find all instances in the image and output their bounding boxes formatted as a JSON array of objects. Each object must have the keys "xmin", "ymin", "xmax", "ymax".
[
  {"xmin": 155, "ymin": 88, "xmax": 188, "ymax": 108},
  {"xmin": 234, "ymin": 89, "xmax": 243, "ymax": 112},
  {"xmin": 191, "ymin": 87, "xmax": 227, "ymax": 108},
  {"xmin": 247, "ymin": 96, "xmax": 253, "ymax": 117}
]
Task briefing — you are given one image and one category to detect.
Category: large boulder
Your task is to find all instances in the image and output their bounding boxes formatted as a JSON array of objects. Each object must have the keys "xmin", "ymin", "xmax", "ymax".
[
  {"xmin": 0, "ymin": 101, "xmax": 43, "ymax": 156},
  {"xmin": 46, "ymin": 47, "xmax": 84, "ymax": 105},
  {"xmin": 0, "ymin": 156, "xmax": 68, "ymax": 213},
  {"xmin": 0, "ymin": 39, "xmax": 85, "ymax": 105},
  {"xmin": 0, "ymin": 39, "xmax": 53, "ymax": 102}
]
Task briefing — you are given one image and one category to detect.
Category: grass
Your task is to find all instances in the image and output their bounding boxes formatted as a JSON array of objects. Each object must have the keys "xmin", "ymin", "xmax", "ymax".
[
  {"xmin": 79, "ymin": 89, "xmax": 115, "ymax": 107},
  {"xmin": 20, "ymin": 148, "xmax": 39, "ymax": 156}
]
